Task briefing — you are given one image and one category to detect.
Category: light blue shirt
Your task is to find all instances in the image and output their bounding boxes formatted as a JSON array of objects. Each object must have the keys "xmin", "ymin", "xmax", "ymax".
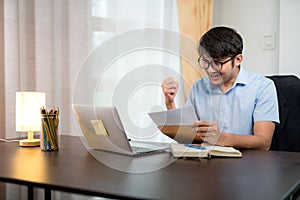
[{"xmin": 185, "ymin": 66, "xmax": 279, "ymax": 135}]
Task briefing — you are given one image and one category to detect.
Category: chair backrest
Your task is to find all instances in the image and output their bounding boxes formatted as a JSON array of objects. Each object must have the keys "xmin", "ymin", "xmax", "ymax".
[{"xmin": 267, "ymin": 75, "xmax": 300, "ymax": 152}]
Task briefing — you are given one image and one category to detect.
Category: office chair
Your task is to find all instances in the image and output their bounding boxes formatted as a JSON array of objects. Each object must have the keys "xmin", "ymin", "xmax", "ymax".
[{"xmin": 267, "ymin": 75, "xmax": 300, "ymax": 152}]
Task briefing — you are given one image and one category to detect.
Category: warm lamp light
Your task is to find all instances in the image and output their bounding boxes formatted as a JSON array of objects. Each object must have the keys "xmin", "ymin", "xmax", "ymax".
[{"xmin": 16, "ymin": 92, "xmax": 46, "ymax": 147}]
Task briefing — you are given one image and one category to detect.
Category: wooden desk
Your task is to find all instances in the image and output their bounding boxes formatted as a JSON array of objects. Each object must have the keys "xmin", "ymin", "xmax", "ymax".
[{"xmin": 0, "ymin": 135, "xmax": 299, "ymax": 200}]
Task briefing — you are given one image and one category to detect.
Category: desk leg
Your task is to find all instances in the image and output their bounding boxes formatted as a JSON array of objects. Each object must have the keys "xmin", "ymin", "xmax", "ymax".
[
  {"xmin": 45, "ymin": 188, "xmax": 51, "ymax": 200},
  {"xmin": 28, "ymin": 185, "xmax": 33, "ymax": 200},
  {"xmin": 0, "ymin": 182, "xmax": 6, "ymax": 200}
]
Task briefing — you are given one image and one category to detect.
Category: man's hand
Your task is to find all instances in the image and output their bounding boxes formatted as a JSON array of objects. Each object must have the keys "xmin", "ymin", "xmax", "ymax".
[
  {"xmin": 193, "ymin": 120, "xmax": 275, "ymax": 150},
  {"xmin": 193, "ymin": 121, "xmax": 222, "ymax": 145},
  {"xmin": 161, "ymin": 77, "xmax": 178, "ymax": 110}
]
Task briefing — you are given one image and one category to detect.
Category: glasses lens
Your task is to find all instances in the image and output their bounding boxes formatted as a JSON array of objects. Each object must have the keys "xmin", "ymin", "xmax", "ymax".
[
  {"xmin": 212, "ymin": 61, "xmax": 222, "ymax": 71},
  {"xmin": 198, "ymin": 58, "xmax": 209, "ymax": 69}
]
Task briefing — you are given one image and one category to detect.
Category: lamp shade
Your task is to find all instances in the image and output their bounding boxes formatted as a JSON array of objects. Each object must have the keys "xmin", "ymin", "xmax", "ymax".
[{"xmin": 16, "ymin": 92, "xmax": 46, "ymax": 132}]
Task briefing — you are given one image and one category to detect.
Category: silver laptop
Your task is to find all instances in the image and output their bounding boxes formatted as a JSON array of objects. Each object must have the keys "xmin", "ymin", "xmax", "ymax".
[{"xmin": 72, "ymin": 104, "xmax": 170, "ymax": 156}]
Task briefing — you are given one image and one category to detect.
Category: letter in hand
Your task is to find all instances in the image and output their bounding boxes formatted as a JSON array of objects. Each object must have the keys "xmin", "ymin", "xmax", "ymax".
[
  {"xmin": 193, "ymin": 121, "xmax": 222, "ymax": 145},
  {"xmin": 161, "ymin": 77, "xmax": 179, "ymax": 110}
]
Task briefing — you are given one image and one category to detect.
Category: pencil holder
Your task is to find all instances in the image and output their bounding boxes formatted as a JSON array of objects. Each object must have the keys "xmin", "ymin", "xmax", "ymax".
[{"xmin": 40, "ymin": 114, "xmax": 59, "ymax": 151}]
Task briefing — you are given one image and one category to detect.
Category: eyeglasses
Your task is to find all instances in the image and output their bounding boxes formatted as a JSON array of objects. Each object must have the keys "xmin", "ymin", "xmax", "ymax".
[{"xmin": 197, "ymin": 54, "xmax": 237, "ymax": 71}]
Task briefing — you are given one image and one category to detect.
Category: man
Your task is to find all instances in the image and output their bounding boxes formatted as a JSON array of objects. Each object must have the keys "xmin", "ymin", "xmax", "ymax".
[{"xmin": 162, "ymin": 26, "xmax": 279, "ymax": 150}]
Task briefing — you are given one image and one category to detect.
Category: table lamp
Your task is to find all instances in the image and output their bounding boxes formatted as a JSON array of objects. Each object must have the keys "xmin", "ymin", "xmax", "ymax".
[{"xmin": 16, "ymin": 92, "xmax": 46, "ymax": 147}]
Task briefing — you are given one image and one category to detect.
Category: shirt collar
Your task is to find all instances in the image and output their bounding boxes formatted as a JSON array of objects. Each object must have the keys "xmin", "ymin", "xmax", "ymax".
[{"xmin": 234, "ymin": 65, "xmax": 248, "ymax": 86}]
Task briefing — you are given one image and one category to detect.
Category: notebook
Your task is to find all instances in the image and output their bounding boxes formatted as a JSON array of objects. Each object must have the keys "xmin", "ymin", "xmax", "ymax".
[
  {"xmin": 170, "ymin": 143, "xmax": 242, "ymax": 158},
  {"xmin": 72, "ymin": 104, "xmax": 170, "ymax": 156}
]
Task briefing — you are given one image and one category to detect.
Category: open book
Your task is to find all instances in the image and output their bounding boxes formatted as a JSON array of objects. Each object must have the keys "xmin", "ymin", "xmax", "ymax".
[{"xmin": 171, "ymin": 143, "xmax": 242, "ymax": 158}]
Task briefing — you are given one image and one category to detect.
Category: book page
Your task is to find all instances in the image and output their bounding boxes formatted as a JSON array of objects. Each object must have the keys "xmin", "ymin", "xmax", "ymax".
[
  {"xmin": 171, "ymin": 143, "xmax": 242, "ymax": 158},
  {"xmin": 202, "ymin": 143, "xmax": 242, "ymax": 157},
  {"xmin": 171, "ymin": 144, "xmax": 209, "ymax": 158}
]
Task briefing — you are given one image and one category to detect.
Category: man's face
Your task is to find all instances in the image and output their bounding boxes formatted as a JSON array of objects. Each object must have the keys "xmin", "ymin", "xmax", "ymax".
[{"xmin": 199, "ymin": 54, "xmax": 242, "ymax": 87}]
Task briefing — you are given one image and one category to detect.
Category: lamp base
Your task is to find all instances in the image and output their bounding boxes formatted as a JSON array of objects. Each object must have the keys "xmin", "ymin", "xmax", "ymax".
[{"xmin": 19, "ymin": 138, "xmax": 40, "ymax": 147}]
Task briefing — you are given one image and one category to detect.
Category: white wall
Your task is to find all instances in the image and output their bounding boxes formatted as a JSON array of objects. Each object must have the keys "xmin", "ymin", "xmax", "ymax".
[
  {"xmin": 213, "ymin": 0, "xmax": 280, "ymax": 76},
  {"xmin": 279, "ymin": 0, "xmax": 300, "ymax": 76}
]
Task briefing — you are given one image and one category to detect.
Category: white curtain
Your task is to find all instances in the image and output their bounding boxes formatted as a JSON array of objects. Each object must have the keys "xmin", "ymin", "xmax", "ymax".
[
  {"xmin": 2, "ymin": 0, "xmax": 180, "ymax": 198},
  {"xmin": 2, "ymin": 0, "xmax": 89, "ymax": 140},
  {"xmin": 2, "ymin": 0, "xmax": 183, "ymax": 143}
]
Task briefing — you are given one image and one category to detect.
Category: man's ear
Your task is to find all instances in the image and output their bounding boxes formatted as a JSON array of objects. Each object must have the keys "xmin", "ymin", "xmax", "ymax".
[{"xmin": 235, "ymin": 54, "xmax": 243, "ymax": 66}]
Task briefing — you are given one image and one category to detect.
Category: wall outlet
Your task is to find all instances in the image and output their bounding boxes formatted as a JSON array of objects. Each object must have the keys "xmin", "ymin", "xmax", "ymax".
[{"xmin": 261, "ymin": 34, "xmax": 275, "ymax": 50}]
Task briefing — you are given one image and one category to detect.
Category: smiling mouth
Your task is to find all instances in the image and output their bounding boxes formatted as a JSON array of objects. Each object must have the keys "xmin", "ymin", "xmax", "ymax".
[{"xmin": 209, "ymin": 73, "xmax": 221, "ymax": 80}]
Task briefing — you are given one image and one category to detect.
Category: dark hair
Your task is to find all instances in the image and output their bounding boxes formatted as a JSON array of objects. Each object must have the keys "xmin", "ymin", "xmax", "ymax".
[{"xmin": 198, "ymin": 26, "xmax": 243, "ymax": 60}]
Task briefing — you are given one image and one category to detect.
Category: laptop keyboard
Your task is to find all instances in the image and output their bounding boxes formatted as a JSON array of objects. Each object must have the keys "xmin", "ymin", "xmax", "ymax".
[
  {"xmin": 131, "ymin": 146, "xmax": 155, "ymax": 153},
  {"xmin": 130, "ymin": 141, "xmax": 170, "ymax": 154}
]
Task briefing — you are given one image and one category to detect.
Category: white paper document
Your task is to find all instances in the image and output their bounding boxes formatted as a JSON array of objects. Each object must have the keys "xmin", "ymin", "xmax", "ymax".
[{"xmin": 148, "ymin": 106, "xmax": 198, "ymax": 126}]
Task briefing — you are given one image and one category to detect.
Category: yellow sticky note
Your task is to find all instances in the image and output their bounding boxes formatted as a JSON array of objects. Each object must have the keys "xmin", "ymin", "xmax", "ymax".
[{"xmin": 91, "ymin": 120, "xmax": 109, "ymax": 136}]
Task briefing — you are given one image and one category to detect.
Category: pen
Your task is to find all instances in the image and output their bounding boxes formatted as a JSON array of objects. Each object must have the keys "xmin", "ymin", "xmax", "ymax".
[{"xmin": 185, "ymin": 144, "xmax": 206, "ymax": 150}]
